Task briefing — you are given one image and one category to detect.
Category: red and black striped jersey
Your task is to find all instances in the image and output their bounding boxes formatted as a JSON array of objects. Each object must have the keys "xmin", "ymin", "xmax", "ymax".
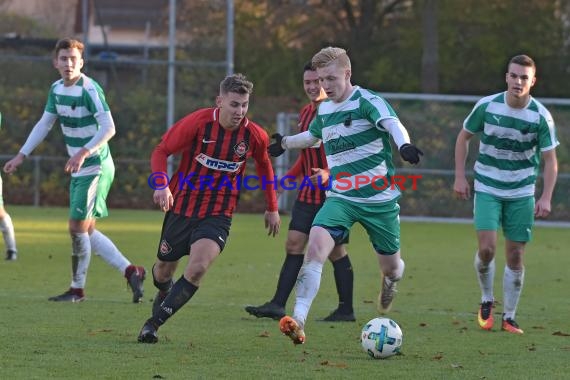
[
  {"xmin": 285, "ymin": 102, "xmax": 328, "ymax": 205},
  {"xmin": 151, "ymin": 107, "xmax": 278, "ymax": 218}
]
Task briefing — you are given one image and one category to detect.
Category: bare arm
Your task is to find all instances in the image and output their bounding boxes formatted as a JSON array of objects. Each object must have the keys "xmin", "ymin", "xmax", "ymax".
[
  {"xmin": 535, "ymin": 149, "xmax": 558, "ymax": 218},
  {"xmin": 453, "ymin": 129, "xmax": 474, "ymax": 200}
]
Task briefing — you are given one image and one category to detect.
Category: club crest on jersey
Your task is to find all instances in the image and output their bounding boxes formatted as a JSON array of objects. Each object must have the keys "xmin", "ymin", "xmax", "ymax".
[
  {"xmin": 159, "ymin": 239, "xmax": 172, "ymax": 255},
  {"xmin": 234, "ymin": 140, "xmax": 249, "ymax": 157},
  {"xmin": 196, "ymin": 153, "xmax": 243, "ymax": 172}
]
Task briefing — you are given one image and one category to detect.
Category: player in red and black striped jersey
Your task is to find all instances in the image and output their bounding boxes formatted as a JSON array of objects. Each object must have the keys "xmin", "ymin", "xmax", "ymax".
[
  {"xmin": 245, "ymin": 62, "xmax": 355, "ymax": 322},
  {"xmin": 150, "ymin": 107, "xmax": 276, "ymax": 219},
  {"xmin": 138, "ymin": 74, "xmax": 281, "ymax": 344}
]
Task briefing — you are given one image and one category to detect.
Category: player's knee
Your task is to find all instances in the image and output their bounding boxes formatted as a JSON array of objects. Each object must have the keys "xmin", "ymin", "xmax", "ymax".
[
  {"xmin": 285, "ymin": 239, "xmax": 305, "ymax": 255},
  {"xmin": 328, "ymin": 246, "xmax": 347, "ymax": 261},
  {"xmin": 184, "ymin": 265, "xmax": 208, "ymax": 285},
  {"xmin": 153, "ymin": 261, "xmax": 176, "ymax": 282},
  {"xmin": 478, "ymin": 245, "xmax": 496, "ymax": 261},
  {"xmin": 506, "ymin": 248, "xmax": 524, "ymax": 270}
]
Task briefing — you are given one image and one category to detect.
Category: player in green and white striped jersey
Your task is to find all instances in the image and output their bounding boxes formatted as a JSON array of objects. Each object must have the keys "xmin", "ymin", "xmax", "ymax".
[
  {"xmin": 3, "ymin": 38, "xmax": 146, "ymax": 303},
  {"xmin": 0, "ymin": 112, "xmax": 18, "ymax": 261},
  {"xmin": 454, "ymin": 55, "xmax": 559, "ymax": 334},
  {"xmin": 269, "ymin": 47, "xmax": 423, "ymax": 345}
]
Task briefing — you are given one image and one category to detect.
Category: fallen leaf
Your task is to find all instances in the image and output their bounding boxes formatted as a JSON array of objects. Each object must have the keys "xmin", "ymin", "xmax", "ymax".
[
  {"xmin": 320, "ymin": 360, "xmax": 348, "ymax": 368},
  {"xmin": 259, "ymin": 331, "xmax": 270, "ymax": 337},
  {"xmin": 87, "ymin": 328, "xmax": 113, "ymax": 335},
  {"xmin": 451, "ymin": 363, "xmax": 463, "ymax": 369}
]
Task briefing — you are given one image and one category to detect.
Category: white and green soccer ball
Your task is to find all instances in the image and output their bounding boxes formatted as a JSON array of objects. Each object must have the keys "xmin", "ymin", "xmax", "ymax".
[{"xmin": 361, "ymin": 317, "xmax": 403, "ymax": 359}]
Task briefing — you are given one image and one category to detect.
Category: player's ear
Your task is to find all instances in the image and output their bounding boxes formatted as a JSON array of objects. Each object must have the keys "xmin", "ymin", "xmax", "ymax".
[{"xmin": 216, "ymin": 95, "xmax": 222, "ymax": 107}]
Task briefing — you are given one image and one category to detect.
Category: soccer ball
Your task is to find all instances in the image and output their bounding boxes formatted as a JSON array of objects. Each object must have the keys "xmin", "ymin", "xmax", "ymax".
[{"xmin": 361, "ymin": 317, "xmax": 403, "ymax": 359}]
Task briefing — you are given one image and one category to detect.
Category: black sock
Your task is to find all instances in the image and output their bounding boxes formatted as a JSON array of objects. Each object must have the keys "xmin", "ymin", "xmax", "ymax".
[
  {"xmin": 333, "ymin": 255, "xmax": 354, "ymax": 314},
  {"xmin": 152, "ymin": 275, "xmax": 198, "ymax": 326},
  {"xmin": 271, "ymin": 254, "xmax": 304, "ymax": 307}
]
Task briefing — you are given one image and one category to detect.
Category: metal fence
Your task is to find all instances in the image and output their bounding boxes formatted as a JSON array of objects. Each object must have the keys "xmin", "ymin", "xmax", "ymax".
[{"xmin": 1, "ymin": 93, "xmax": 568, "ymax": 220}]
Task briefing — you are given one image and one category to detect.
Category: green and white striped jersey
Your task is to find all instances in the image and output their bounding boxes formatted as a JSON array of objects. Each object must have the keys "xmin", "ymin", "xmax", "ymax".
[
  {"xmin": 309, "ymin": 86, "xmax": 401, "ymax": 203},
  {"xmin": 45, "ymin": 74, "xmax": 112, "ymax": 177},
  {"xmin": 464, "ymin": 92, "xmax": 559, "ymax": 199}
]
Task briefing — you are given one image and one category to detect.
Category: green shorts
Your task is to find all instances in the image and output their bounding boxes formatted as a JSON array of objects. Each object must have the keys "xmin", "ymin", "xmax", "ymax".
[
  {"xmin": 312, "ymin": 196, "xmax": 401, "ymax": 254},
  {"xmin": 69, "ymin": 159, "xmax": 115, "ymax": 220},
  {"xmin": 474, "ymin": 191, "xmax": 534, "ymax": 242}
]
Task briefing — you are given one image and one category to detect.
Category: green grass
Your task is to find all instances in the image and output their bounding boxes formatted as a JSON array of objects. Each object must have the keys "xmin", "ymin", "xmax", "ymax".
[{"xmin": 1, "ymin": 206, "xmax": 569, "ymax": 379}]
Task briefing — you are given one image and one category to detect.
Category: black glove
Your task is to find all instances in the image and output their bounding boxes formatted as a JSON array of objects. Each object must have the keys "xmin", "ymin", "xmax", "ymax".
[
  {"xmin": 268, "ymin": 133, "xmax": 286, "ymax": 157},
  {"xmin": 399, "ymin": 143, "xmax": 423, "ymax": 164}
]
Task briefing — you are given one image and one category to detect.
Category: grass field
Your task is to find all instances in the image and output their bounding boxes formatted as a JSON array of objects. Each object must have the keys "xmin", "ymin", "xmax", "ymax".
[{"xmin": 0, "ymin": 206, "xmax": 569, "ymax": 379}]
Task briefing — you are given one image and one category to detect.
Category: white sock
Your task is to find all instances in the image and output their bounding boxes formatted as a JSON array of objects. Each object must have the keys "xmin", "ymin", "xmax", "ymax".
[
  {"xmin": 503, "ymin": 265, "xmax": 525, "ymax": 320},
  {"xmin": 474, "ymin": 252, "xmax": 495, "ymax": 303},
  {"xmin": 292, "ymin": 260, "xmax": 323, "ymax": 327},
  {"xmin": 70, "ymin": 232, "xmax": 91, "ymax": 289},
  {"xmin": 0, "ymin": 213, "xmax": 17, "ymax": 252},
  {"xmin": 90, "ymin": 230, "xmax": 131, "ymax": 274}
]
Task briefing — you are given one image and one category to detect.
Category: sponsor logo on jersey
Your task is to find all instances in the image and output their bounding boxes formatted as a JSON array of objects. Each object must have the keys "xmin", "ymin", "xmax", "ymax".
[
  {"xmin": 324, "ymin": 129, "xmax": 340, "ymax": 141},
  {"xmin": 234, "ymin": 140, "xmax": 249, "ymax": 157},
  {"xmin": 195, "ymin": 153, "xmax": 243, "ymax": 173},
  {"xmin": 328, "ymin": 135, "xmax": 356, "ymax": 155},
  {"xmin": 159, "ymin": 239, "xmax": 172, "ymax": 255}
]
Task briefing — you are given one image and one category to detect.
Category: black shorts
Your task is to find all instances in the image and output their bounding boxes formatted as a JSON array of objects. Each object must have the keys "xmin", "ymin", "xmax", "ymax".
[
  {"xmin": 156, "ymin": 212, "xmax": 232, "ymax": 262},
  {"xmin": 288, "ymin": 200, "xmax": 323, "ymax": 235}
]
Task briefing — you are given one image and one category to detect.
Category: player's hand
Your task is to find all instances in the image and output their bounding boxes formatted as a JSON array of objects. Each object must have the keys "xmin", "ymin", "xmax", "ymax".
[
  {"xmin": 453, "ymin": 177, "xmax": 471, "ymax": 200},
  {"xmin": 309, "ymin": 168, "xmax": 329, "ymax": 186},
  {"xmin": 534, "ymin": 196, "xmax": 552, "ymax": 218},
  {"xmin": 264, "ymin": 210, "xmax": 280, "ymax": 237},
  {"xmin": 65, "ymin": 148, "xmax": 89, "ymax": 173},
  {"xmin": 154, "ymin": 188, "xmax": 173, "ymax": 212},
  {"xmin": 268, "ymin": 133, "xmax": 286, "ymax": 157},
  {"xmin": 3, "ymin": 153, "xmax": 25, "ymax": 174},
  {"xmin": 399, "ymin": 144, "xmax": 423, "ymax": 164}
]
